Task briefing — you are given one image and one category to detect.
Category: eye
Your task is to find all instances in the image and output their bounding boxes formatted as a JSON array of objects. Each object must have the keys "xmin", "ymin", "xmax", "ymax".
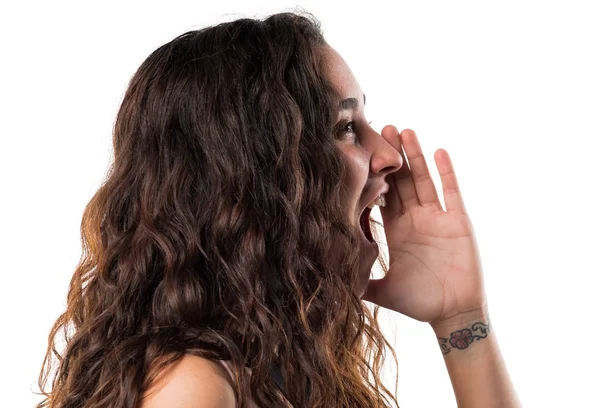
[
  {"xmin": 336, "ymin": 119, "xmax": 373, "ymax": 141},
  {"xmin": 342, "ymin": 120, "xmax": 356, "ymax": 134}
]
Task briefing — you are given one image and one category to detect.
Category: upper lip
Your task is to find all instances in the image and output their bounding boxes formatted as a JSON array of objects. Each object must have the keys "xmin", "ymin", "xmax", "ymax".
[{"xmin": 360, "ymin": 183, "xmax": 390, "ymax": 215}]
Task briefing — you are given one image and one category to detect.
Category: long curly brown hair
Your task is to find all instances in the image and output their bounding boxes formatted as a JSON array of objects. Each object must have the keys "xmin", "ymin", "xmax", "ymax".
[{"xmin": 35, "ymin": 10, "xmax": 399, "ymax": 408}]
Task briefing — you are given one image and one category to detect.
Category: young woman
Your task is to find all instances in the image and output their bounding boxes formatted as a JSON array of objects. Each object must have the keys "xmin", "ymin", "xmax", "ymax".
[{"xmin": 36, "ymin": 11, "xmax": 521, "ymax": 408}]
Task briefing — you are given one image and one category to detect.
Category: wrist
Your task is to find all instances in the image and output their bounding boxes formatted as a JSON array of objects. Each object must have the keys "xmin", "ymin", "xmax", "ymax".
[
  {"xmin": 428, "ymin": 305, "xmax": 522, "ymax": 407},
  {"xmin": 429, "ymin": 304, "xmax": 490, "ymax": 333},
  {"xmin": 429, "ymin": 305, "xmax": 492, "ymax": 356}
]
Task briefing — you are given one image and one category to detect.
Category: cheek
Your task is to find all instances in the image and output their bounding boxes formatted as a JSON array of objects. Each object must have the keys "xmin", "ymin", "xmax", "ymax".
[
  {"xmin": 340, "ymin": 148, "xmax": 368, "ymax": 195},
  {"xmin": 338, "ymin": 148, "xmax": 368, "ymax": 224}
]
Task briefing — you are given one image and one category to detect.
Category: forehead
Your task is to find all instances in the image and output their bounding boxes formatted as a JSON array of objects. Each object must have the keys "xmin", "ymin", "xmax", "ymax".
[{"xmin": 320, "ymin": 46, "xmax": 364, "ymax": 108}]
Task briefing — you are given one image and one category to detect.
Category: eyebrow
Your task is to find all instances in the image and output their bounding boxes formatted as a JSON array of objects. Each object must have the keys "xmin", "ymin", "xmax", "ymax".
[{"xmin": 339, "ymin": 93, "xmax": 366, "ymax": 110}]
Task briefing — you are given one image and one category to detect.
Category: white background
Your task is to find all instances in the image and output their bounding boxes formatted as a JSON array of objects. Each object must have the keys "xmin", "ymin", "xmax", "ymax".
[{"xmin": 1, "ymin": 1, "xmax": 599, "ymax": 406}]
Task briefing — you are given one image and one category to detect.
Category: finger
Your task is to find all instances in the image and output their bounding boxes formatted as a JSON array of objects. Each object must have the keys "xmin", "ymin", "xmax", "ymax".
[
  {"xmin": 433, "ymin": 148, "xmax": 467, "ymax": 213},
  {"xmin": 380, "ymin": 125, "xmax": 417, "ymax": 214},
  {"xmin": 399, "ymin": 129, "xmax": 442, "ymax": 210}
]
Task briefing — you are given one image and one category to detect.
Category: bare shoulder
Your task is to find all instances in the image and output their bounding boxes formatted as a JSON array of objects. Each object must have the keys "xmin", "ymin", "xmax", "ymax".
[{"xmin": 140, "ymin": 354, "xmax": 236, "ymax": 408}]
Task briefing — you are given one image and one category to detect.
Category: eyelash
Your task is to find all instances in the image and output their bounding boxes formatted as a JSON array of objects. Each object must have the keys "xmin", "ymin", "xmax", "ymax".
[{"xmin": 337, "ymin": 120, "xmax": 372, "ymax": 140}]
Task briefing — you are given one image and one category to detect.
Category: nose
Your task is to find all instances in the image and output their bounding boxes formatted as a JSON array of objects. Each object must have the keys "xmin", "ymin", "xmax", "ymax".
[{"xmin": 370, "ymin": 125, "xmax": 403, "ymax": 176}]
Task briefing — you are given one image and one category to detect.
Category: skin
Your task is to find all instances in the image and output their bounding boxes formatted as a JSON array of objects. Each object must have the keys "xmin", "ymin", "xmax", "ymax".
[
  {"xmin": 320, "ymin": 45, "xmax": 403, "ymax": 297},
  {"xmin": 322, "ymin": 46, "xmax": 522, "ymax": 407},
  {"xmin": 321, "ymin": 44, "xmax": 487, "ymax": 325},
  {"xmin": 143, "ymin": 45, "xmax": 521, "ymax": 408}
]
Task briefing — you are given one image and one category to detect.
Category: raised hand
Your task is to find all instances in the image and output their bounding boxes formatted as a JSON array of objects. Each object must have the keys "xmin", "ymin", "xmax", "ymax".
[{"xmin": 362, "ymin": 127, "xmax": 488, "ymax": 326}]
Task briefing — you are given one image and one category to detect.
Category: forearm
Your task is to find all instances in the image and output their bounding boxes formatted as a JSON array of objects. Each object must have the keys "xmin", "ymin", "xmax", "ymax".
[{"xmin": 431, "ymin": 307, "xmax": 522, "ymax": 408}]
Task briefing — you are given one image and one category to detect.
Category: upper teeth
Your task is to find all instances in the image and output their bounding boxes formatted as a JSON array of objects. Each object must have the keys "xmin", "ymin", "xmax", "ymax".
[{"xmin": 367, "ymin": 194, "xmax": 386, "ymax": 209}]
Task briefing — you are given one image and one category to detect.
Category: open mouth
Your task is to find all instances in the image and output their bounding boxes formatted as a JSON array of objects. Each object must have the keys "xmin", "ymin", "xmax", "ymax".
[{"xmin": 359, "ymin": 206, "xmax": 374, "ymax": 242}]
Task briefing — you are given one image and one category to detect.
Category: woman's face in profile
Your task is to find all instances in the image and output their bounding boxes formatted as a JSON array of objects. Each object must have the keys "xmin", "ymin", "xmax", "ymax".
[{"xmin": 320, "ymin": 46, "xmax": 403, "ymax": 297}]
